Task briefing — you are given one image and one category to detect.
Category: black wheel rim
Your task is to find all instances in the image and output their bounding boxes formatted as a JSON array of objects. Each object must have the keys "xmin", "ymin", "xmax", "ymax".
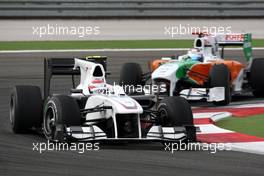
[
  {"xmin": 159, "ymin": 107, "xmax": 171, "ymax": 126},
  {"xmin": 44, "ymin": 106, "xmax": 56, "ymax": 137},
  {"xmin": 10, "ymin": 96, "xmax": 15, "ymax": 126}
]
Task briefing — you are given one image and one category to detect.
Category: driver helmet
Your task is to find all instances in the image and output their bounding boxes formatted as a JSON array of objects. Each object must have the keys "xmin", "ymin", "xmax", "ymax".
[
  {"xmin": 188, "ymin": 49, "xmax": 203, "ymax": 62},
  {"xmin": 189, "ymin": 53, "xmax": 203, "ymax": 62}
]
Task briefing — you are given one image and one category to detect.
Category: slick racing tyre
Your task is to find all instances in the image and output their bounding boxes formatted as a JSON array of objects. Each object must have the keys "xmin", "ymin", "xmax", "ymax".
[
  {"xmin": 10, "ymin": 85, "xmax": 43, "ymax": 133},
  {"xmin": 158, "ymin": 96, "xmax": 193, "ymax": 127},
  {"xmin": 209, "ymin": 64, "xmax": 231, "ymax": 106},
  {"xmin": 158, "ymin": 97, "xmax": 195, "ymax": 142},
  {"xmin": 119, "ymin": 63, "xmax": 144, "ymax": 94},
  {"xmin": 43, "ymin": 95, "xmax": 82, "ymax": 142},
  {"xmin": 250, "ymin": 58, "xmax": 264, "ymax": 97}
]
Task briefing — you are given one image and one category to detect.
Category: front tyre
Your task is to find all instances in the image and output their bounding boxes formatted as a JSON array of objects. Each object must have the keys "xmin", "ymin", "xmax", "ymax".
[
  {"xmin": 158, "ymin": 97, "xmax": 195, "ymax": 143},
  {"xmin": 209, "ymin": 64, "xmax": 231, "ymax": 106},
  {"xmin": 119, "ymin": 63, "xmax": 144, "ymax": 95},
  {"xmin": 158, "ymin": 97, "xmax": 193, "ymax": 127},
  {"xmin": 43, "ymin": 95, "xmax": 82, "ymax": 142},
  {"xmin": 119, "ymin": 62, "xmax": 143, "ymax": 86}
]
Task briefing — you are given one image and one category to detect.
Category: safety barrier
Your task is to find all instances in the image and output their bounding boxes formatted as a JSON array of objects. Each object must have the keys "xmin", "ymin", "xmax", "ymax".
[{"xmin": 0, "ymin": 0, "xmax": 263, "ymax": 18}]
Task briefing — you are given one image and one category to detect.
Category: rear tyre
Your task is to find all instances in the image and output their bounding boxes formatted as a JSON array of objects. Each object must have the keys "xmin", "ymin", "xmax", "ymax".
[
  {"xmin": 119, "ymin": 63, "xmax": 143, "ymax": 94},
  {"xmin": 10, "ymin": 85, "xmax": 43, "ymax": 133},
  {"xmin": 250, "ymin": 58, "xmax": 264, "ymax": 97},
  {"xmin": 209, "ymin": 64, "xmax": 231, "ymax": 106},
  {"xmin": 158, "ymin": 97, "xmax": 193, "ymax": 127},
  {"xmin": 43, "ymin": 95, "xmax": 82, "ymax": 142}
]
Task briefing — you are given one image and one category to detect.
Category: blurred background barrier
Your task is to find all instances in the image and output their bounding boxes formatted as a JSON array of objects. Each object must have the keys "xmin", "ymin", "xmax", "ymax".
[{"xmin": 0, "ymin": 0, "xmax": 264, "ymax": 18}]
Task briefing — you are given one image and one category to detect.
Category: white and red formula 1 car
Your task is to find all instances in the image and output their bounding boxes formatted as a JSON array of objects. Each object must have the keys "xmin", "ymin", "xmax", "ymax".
[{"xmin": 10, "ymin": 56, "xmax": 197, "ymax": 143}]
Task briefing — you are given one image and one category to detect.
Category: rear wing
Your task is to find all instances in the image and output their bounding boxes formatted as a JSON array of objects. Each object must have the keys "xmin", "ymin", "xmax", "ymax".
[
  {"xmin": 217, "ymin": 33, "xmax": 253, "ymax": 62},
  {"xmin": 44, "ymin": 56, "xmax": 107, "ymax": 99}
]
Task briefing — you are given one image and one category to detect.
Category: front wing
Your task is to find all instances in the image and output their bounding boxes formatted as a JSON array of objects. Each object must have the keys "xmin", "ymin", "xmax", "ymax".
[
  {"xmin": 180, "ymin": 87, "xmax": 225, "ymax": 102},
  {"xmin": 65, "ymin": 125, "xmax": 198, "ymax": 142}
]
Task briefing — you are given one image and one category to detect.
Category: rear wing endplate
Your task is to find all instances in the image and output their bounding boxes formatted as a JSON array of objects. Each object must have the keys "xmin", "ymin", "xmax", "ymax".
[
  {"xmin": 44, "ymin": 56, "xmax": 107, "ymax": 99},
  {"xmin": 217, "ymin": 33, "xmax": 252, "ymax": 62}
]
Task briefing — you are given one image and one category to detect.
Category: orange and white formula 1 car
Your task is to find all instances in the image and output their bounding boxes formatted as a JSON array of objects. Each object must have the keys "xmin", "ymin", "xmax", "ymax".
[{"xmin": 120, "ymin": 33, "xmax": 264, "ymax": 105}]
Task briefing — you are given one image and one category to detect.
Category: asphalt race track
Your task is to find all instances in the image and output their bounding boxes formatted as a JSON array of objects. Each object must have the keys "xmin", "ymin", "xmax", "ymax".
[{"xmin": 1, "ymin": 50, "xmax": 264, "ymax": 176}]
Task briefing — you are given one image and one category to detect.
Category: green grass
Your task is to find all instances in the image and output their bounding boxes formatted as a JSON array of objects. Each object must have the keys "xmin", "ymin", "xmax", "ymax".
[
  {"xmin": 0, "ymin": 40, "xmax": 192, "ymax": 50},
  {"xmin": 0, "ymin": 39, "xmax": 264, "ymax": 50},
  {"xmin": 216, "ymin": 114, "xmax": 264, "ymax": 138},
  {"xmin": 253, "ymin": 39, "xmax": 264, "ymax": 47}
]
